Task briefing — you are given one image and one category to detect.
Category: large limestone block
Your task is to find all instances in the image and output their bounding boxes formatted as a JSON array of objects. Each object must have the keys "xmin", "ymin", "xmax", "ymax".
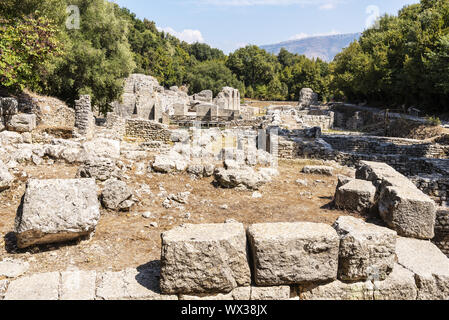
[
  {"xmin": 335, "ymin": 179, "xmax": 376, "ymax": 213},
  {"xmin": 396, "ymin": 237, "xmax": 449, "ymax": 300},
  {"xmin": 356, "ymin": 160, "xmax": 416, "ymax": 191},
  {"xmin": 372, "ymin": 264, "xmax": 417, "ymax": 300},
  {"xmin": 4, "ymin": 272, "xmax": 60, "ymax": 300},
  {"xmin": 214, "ymin": 167, "xmax": 270, "ymax": 190},
  {"xmin": 0, "ymin": 160, "xmax": 14, "ymax": 192},
  {"xmin": 14, "ymin": 179, "xmax": 100, "ymax": 248},
  {"xmin": 302, "ymin": 165, "xmax": 334, "ymax": 176},
  {"xmin": 96, "ymin": 266, "xmax": 178, "ymax": 300},
  {"xmin": 334, "ymin": 216, "xmax": 397, "ymax": 281},
  {"xmin": 250, "ymin": 286, "xmax": 291, "ymax": 300},
  {"xmin": 180, "ymin": 287, "xmax": 251, "ymax": 301},
  {"xmin": 378, "ymin": 186, "xmax": 436, "ymax": 239},
  {"xmin": 83, "ymin": 138, "xmax": 120, "ymax": 159},
  {"xmin": 7, "ymin": 114, "xmax": 36, "ymax": 133},
  {"xmin": 61, "ymin": 270, "xmax": 96, "ymax": 300},
  {"xmin": 247, "ymin": 222, "xmax": 339, "ymax": 286},
  {"xmin": 160, "ymin": 223, "xmax": 251, "ymax": 295},
  {"xmin": 300, "ymin": 281, "xmax": 373, "ymax": 300}
]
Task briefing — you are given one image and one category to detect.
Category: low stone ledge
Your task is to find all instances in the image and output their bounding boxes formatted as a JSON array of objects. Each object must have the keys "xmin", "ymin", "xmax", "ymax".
[
  {"xmin": 3, "ymin": 272, "xmax": 60, "ymax": 300},
  {"xmin": 372, "ymin": 264, "xmax": 418, "ymax": 300},
  {"xmin": 160, "ymin": 223, "xmax": 251, "ymax": 295},
  {"xmin": 396, "ymin": 237, "xmax": 449, "ymax": 300},
  {"xmin": 333, "ymin": 216, "xmax": 397, "ymax": 281},
  {"xmin": 247, "ymin": 222, "xmax": 339, "ymax": 286}
]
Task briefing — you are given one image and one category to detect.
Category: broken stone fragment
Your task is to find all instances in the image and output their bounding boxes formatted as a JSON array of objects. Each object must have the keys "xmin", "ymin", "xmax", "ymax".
[{"xmin": 14, "ymin": 178, "xmax": 100, "ymax": 248}]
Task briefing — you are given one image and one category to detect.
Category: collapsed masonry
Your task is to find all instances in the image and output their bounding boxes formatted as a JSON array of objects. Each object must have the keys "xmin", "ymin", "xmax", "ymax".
[{"xmin": 109, "ymin": 74, "xmax": 251, "ymax": 127}]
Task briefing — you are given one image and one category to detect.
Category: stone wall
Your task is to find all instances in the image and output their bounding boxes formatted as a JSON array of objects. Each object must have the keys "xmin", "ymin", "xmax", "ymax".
[
  {"xmin": 322, "ymin": 135, "xmax": 449, "ymax": 159},
  {"xmin": 434, "ymin": 207, "xmax": 449, "ymax": 257},
  {"xmin": 411, "ymin": 175, "xmax": 449, "ymax": 207},
  {"xmin": 125, "ymin": 119, "xmax": 172, "ymax": 143},
  {"xmin": 158, "ymin": 220, "xmax": 449, "ymax": 300},
  {"xmin": 296, "ymin": 111, "xmax": 334, "ymax": 130}
]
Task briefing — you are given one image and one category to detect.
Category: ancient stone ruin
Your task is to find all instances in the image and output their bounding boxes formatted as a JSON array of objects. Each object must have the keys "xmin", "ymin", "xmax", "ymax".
[{"xmin": 0, "ymin": 80, "xmax": 448, "ymax": 301}]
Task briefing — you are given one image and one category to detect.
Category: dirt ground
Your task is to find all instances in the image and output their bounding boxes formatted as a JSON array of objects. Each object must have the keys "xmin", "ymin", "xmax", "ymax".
[{"xmin": 0, "ymin": 158, "xmax": 359, "ymax": 275}]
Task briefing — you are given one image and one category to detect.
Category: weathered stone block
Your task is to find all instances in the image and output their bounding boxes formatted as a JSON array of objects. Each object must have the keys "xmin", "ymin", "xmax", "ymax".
[
  {"xmin": 61, "ymin": 270, "xmax": 96, "ymax": 300},
  {"xmin": 0, "ymin": 259, "xmax": 29, "ymax": 278},
  {"xmin": 250, "ymin": 286, "xmax": 291, "ymax": 300},
  {"xmin": 7, "ymin": 114, "xmax": 36, "ymax": 133},
  {"xmin": 379, "ymin": 186, "xmax": 436, "ymax": 239},
  {"xmin": 372, "ymin": 264, "xmax": 417, "ymax": 300},
  {"xmin": 396, "ymin": 237, "xmax": 449, "ymax": 300},
  {"xmin": 180, "ymin": 287, "xmax": 251, "ymax": 301},
  {"xmin": 335, "ymin": 179, "xmax": 376, "ymax": 213},
  {"xmin": 15, "ymin": 179, "xmax": 100, "ymax": 248},
  {"xmin": 333, "ymin": 216, "xmax": 397, "ymax": 281},
  {"xmin": 247, "ymin": 222, "xmax": 339, "ymax": 286},
  {"xmin": 299, "ymin": 280, "xmax": 373, "ymax": 300},
  {"xmin": 160, "ymin": 223, "xmax": 251, "ymax": 295},
  {"xmin": 101, "ymin": 179, "xmax": 134, "ymax": 211},
  {"xmin": 0, "ymin": 160, "xmax": 14, "ymax": 192},
  {"xmin": 302, "ymin": 165, "xmax": 334, "ymax": 176},
  {"xmin": 4, "ymin": 272, "xmax": 60, "ymax": 300}
]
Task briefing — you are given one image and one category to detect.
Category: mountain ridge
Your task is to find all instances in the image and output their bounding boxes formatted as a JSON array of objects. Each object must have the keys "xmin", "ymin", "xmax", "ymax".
[{"xmin": 260, "ymin": 32, "xmax": 361, "ymax": 62}]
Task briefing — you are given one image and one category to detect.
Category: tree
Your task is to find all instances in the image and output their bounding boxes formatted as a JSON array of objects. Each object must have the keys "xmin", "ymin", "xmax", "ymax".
[
  {"xmin": 186, "ymin": 60, "xmax": 245, "ymax": 97},
  {"xmin": 0, "ymin": 16, "xmax": 61, "ymax": 92},
  {"xmin": 43, "ymin": 0, "xmax": 136, "ymax": 114}
]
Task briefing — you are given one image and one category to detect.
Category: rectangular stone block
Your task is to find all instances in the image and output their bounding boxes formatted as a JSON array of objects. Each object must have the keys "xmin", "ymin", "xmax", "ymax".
[
  {"xmin": 334, "ymin": 216, "xmax": 397, "ymax": 281},
  {"xmin": 250, "ymin": 286, "xmax": 291, "ymax": 300},
  {"xmin": 61, "ymin": 270, "xmax": 96, "ymax": 300},
  {"xmin": 160, "ymin": 223, "xmax": 251, "ymax": 295},
  {"xmin": 299, "ymin": 280, "xmax": 374, "ymax": 300},
  {"xmin": 396, "ymin": 237, "xmax": 449, "ymax": 300},
  {"xmin": 7, "ymin": 114, "xmax": 36, "ymax": 133},
  {"xmin": 180, "ymin": 287, "xmax": 251, "ymax": 301},
  {"xmin": 379, "ymin": 186, "xmax": 436, "ymax": 239},
  {"xmin": 335, "ymin": 180, "xmax": 376, "ymax": 213},
  {"xmin": 373, "ymin": 264, "xmax": 417, "ymax": 300},
  {"xmin": 15, "ymin": 179, "xmax": 100, "ymax": 248},
  {"xmin": 247, "ymin": 222, "xmax": 339, "ymax": 286},
  {"xmin": 4, "ymin": 272, "xmax": 60, "ymax": 300}
]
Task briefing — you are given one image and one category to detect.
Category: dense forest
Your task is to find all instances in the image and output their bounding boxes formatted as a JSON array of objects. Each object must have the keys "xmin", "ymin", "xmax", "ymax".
[{"xmin": 0, "ymin": 0, "xmax": 448, "ymax": 114}]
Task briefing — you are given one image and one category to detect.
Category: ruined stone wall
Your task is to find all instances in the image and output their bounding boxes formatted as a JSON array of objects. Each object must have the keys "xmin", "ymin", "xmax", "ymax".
[
  {"xmin": 125, "ymin": 119, "xmax": 172, "ymax": 143},
  {"xmin": 74, "ymin": 95, "xmax": 95, "ymax": 139},
  {"xmin": 296, "ymin": 113, "xmax": 334, "ymax": 130},
  {"xmin": 434, "ymin": 207, "xmax": 449, "ymax": 257},
  {"xmin": 411, "ymin": 175, "xmax": 449, "ymax": 207},
  {"xmin": 322, "ymin": 135, "xmax": 449, "ymax": 159}
]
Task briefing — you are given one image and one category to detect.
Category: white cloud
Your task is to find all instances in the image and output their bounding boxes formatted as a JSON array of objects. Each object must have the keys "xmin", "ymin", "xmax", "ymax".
[
  {"xmin": 289, "ymin": 30, "xmax": 341, "ymax": 40},
  {"xmin": 319, "ymin": 2, "xmax": 336, "ymax": 10},
  {"xmin": 157, "ymin": 26, "xmax": 205, "ymax": 44}
]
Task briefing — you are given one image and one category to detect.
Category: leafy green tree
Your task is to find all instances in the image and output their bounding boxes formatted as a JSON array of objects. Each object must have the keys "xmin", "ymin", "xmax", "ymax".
[
  {"xmin": 186, "ymin": 60, "xmax": 245, "ymax": 96},
  {"xmin": 43, "ymin": 0, "xmax": 136, "ymax": 113},
  {"xmin": 0, "ymin": 16, "xmax": 61, "ymax": 92}
]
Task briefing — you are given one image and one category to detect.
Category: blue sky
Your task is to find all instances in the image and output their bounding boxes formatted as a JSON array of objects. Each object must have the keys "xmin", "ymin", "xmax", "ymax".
[{"xmin": 112, "ymin": 0, "xmax": 420, "ymax": 53}]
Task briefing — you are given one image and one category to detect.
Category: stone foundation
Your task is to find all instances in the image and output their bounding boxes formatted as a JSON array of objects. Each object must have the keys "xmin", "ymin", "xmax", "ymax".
[{"xmin": 125, "ymin": 119, "xmax": 172, "ymax": 143}]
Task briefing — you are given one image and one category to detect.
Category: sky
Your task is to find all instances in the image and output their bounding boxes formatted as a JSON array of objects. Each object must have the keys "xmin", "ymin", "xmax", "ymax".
[{"xmin": 111, "ymin": 0, "xmax": 420, "ymax": 53}]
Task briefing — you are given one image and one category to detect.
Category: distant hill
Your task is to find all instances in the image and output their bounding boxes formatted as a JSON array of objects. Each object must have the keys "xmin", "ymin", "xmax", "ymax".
[{"xmin": 260, "ymin": 33, "xmax": 361, "ymax": 62}]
